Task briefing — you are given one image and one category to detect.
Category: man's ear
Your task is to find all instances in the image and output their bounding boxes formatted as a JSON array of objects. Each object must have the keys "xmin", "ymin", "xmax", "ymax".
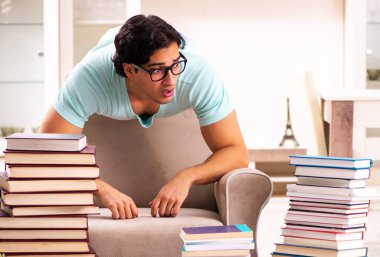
[{"xmin": 123, "ymin": 63, "xmax": 135, "ymax": 79}]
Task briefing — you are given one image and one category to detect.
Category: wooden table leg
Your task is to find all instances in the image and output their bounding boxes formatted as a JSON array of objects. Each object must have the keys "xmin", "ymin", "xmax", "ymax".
[{"xmin": 329, "ymin": 101, "xmax": 354, "ymax": 157}]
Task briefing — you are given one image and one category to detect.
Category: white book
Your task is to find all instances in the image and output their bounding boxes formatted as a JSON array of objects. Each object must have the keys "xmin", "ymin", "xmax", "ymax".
[
  {"xmin": 283, "ymin": 236, "xmax": 364, "ymax": 250},
  {"xmin": 289, "ymin": 155, "xmax": 372, "ymax": 169},
  {"xmin": 296, "ymin": 176, "xmax": 366, "ymax": 188},
  {"xmin": 289, "ymin": 195, "xmax": 370, "ymax": 205},
  {"xmin": 287, "ymin": 184, "xmax": 375, "ymax": 197},
  {"xmin": 289, "ymin": 205, "xmax": 369, "ymax": 214},
  {"xmin": 281, "ymin": 227, "xmax": 363, "ymax": 241},
  {"xmin": 183, "ymin": 242, "xmax": 254, "ymax": 251},
  {"xmin": 285, "ymin": 213, "xmax": 368, "ymax": 225},
  {"xmin": 295, "ymin": 166, "xmax": 370, "ymax": 179}
]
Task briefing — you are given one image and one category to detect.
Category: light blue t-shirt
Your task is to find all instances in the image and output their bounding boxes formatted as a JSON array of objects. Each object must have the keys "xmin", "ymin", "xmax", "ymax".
[{"xmin": 54, "ymin": 29, "xmax": 233, "ymax": 129}]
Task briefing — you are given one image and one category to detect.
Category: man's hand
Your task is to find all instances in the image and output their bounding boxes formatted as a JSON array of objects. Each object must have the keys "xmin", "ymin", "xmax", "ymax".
[
  {"xmin": 95, "ymin": 179, "xmax": 138, "ymax": 219},
  {"xmin": 150, "ymin": 172, "xmax": 193, "ymax": 217}
]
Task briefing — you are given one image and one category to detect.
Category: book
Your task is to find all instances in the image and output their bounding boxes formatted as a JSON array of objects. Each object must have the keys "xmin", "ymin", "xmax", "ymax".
[
  {"xmin": 287, "ymin": 184, "xmax": 375, "ymax": 197},
  {"xmin": 5, "ymin": 133, "xmax": 87, "ymax": 152},
  {"xmin": 289, "ymin": 155, "xmax": 372, "ymax": 169},
  {"xmin": 0, "ymin": 253, "xmax": 97, "ymax": 257},
  {"xmin": 1, "ymin": 191, "xmax": 95, "ymax": 206},
  {"xmin": 285, "ymin": 213, "xmax": 368, "ymax": 225},
  {"xmin": 287, "ymin": 191, "xmax": 371, "ymax": 202},
  {"xmin": 285, "ymin": 220, "xmax": 366, "ymax": 229},
  {"xmin": 284, "ymin": 224, "xmax": 366, "ymax": 234},
  {"xmin": 286, "ymin": 210, "xmax": 367, "ymax": 219},
  {"xmin": 2, "ymin": 254, "xmax": 97, "ymax": 257},
  {"xmin": 274, "ymin": 243, "xmax": 368, "ymax": 257},
  {"xmin": 0, "ymin": 229, "xmax": 88, "ymax": 240},
  {"xmin": 0, "ymin": 240, "xmax": 90, "ymax": 253},
  {"xmin": 181, "ymin": 249, "xmax": 250, "ymax": 256},
  {"xmin": 294, "ymin": 166, "xmax": 370, "ymax": 179},
  {"xmin": 4, "ymin": 145, "xmax": 96, "ymax": 165},
  {"xmin": 183, "ymin": 241, "xmax": 254, "ymax": 251},
  {"xmin": 296, "ymin": 176, "xmax": 366, "ymax": 188},
  {"xmin": 289, "ymin": 205, "xmax": 369, "ymax": 215},
  {"xmin": 283, "ymin": 236, "xmax": 364, "ymax": 250},
  {"xmin": 281, "ymin": 227, "xmax": 364, "ymax": 241},
  {"xmin": 290, "ymin": 199, "xmax": 370, "ymax": 209},
  {"xmin": 1, "ymin": 203, "xmax": 100, "ymax": 217},
  {"xmin": 183, "ymin": 238, "xmax": 253, "ymax": 244},
  {"xmin": 180, "ymin": 224, "xmax": 253, "ymax": 240},
  {"xmin": 0, "ymin": 173, "xmax": 97, "ymax": 193},
  {"xmin": 0, "ymin": 210, "xmax": 88, "ymax": 229},
  {"xmin": 289, "ymin": 196, "xmax": 370, "ymax": 205},
  {"xmin": 5, "ymin": 164, "xmax": 100, "ymax": 179}
]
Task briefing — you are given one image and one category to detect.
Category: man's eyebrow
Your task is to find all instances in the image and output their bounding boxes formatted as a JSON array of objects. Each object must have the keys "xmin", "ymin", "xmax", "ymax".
[{"xmin": 146, "ymin": 55, "xmax": 181, "ymax": 67}]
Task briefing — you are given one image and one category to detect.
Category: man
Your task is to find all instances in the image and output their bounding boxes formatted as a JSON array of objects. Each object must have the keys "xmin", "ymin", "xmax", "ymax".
[{"xmin": 39, "ymin": 15, "xmax": 248, "ymax": 220}]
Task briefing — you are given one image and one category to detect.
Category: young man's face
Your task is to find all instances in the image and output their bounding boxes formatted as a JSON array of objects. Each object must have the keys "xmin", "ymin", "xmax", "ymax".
[{"xmin": 130, "ymin": 42, "xmax": 181, "ymax": 105}]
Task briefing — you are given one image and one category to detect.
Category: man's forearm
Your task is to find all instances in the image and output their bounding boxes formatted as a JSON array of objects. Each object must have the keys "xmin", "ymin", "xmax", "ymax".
[{"xmin": 180, "ymin": 145, "xmax": 249, "ymax": 186}]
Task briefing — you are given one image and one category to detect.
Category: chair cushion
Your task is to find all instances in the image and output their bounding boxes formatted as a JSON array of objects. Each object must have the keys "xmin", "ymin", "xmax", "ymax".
[{"xmin": 89, "ymin": 208, "xmax": 222, "ymax": 257}]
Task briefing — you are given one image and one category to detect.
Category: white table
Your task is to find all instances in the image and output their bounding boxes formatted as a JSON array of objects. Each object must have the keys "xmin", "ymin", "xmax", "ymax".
[{"xmin": 320, "ymin": 90, "xmax": 380, "ymax": 158}]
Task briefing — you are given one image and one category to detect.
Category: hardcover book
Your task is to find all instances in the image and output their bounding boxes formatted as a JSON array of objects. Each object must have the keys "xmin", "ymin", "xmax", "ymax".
[
  {"xmin": 5, "ymin": 133, "xmax": 87, "ymax": 152},
  {"xmin": 0, "ymin": 173, "xmax": 97, "ymax": 193},
  {"xmin": 296, "ymin": 176, "xmax": 366, "ymax": 188},
  {"xmin": 0, "ymin": 229, "xmax": 88, "ymax": 240},
  {"xmin": 180, "ymin": 224, "xmax": 253, "ymax": 240},
  {"xmin": 287, "ymin": 184, "xmax": 375, "ymax": 197},
  {"xmin": 289, "ymin": 155, "xmax": 372, "ymax": 169},
  {"xmin": 274, "ymin": 243, "xmax": 367, "ymax": 257},
  {"xmin": 181, "ymin": 249, "xmax": 250, "ymax": 256},
  {"xmin": 5, "ymin": 164, "xmax": 99, "ymax": 179},
  {"xmin": 4, "ymin": 146, "xmax": 96, "ymax": 165},
  {"xmin": 0, "ymin": 240, "xmax": 90, "ymax": 253},
  {"xmin": 0, "ymin": 210, "xmax": 88, "ymax": 229},
  {"xmin": 294, "ymin": 166, "xmax": 371, "ymax": 180},
  {"xmin": 283, "ymin": 236, "xmax": 364, "ymax": 250}
]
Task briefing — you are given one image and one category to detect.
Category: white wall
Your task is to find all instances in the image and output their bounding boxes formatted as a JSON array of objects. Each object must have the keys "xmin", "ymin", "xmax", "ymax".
[{"xmin": 142, "ymin": 0, "xmax": 344, "ymax": 154}]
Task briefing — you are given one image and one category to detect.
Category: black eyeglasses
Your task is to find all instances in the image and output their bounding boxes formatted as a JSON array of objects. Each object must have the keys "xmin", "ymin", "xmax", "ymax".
[{"xmin": 132, "ymin": 53, "xmax": 187, "ymax": 82}]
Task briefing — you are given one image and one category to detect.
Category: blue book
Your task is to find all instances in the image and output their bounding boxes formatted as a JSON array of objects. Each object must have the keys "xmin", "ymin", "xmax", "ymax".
[
  {"xmin": 180, "ymin": 224, "xmax": 253, "ymax": 241},
  {"xmin": 289, "ymin": 155, "xmax": 373, "ymax": 169}
]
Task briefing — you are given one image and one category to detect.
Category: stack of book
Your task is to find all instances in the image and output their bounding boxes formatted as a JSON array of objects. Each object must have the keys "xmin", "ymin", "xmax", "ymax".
[
  {"xmin": 0, "ymin": 133, "xmax": 100, "ymax": 256},
  {"xmin": 272, "ymin": 155, "xmax": 373, "ymax": 257},
  {"xmin": 180, "ymin": 224, "xmax": 254, "ymax": 257}
]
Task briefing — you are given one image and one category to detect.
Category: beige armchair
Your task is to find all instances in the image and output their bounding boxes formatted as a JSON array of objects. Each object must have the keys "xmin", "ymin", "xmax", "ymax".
[{"xmin": 83, "ymin": 109, "xmax": 272, "ymax": 257}]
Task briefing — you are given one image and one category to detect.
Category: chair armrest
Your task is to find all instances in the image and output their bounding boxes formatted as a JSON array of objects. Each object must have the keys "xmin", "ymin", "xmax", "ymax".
[{"xmin": 214, "ymin": 168, "xmax": 273, "ymax": 257}]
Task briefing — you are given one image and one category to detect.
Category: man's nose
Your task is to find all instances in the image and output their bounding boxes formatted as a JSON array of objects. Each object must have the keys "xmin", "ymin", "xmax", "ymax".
[{"xmin": 162, "ymin": 70, "xmax": 176, "ymax": 85}]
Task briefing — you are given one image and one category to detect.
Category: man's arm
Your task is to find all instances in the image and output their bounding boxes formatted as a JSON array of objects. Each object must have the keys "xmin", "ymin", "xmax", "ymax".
[
  {"xmin": 150, "ymin": 110, "xmax": 249, "ymax": 217},
  {"xmin": 39, "ymin": 107, "xmax": 138, "ymax": 219}
]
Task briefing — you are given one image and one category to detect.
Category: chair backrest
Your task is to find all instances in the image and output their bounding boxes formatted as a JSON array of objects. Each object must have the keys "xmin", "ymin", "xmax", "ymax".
[{"xmin": 83, "ymin": 109, "xmax": 218, "ymax": 212}]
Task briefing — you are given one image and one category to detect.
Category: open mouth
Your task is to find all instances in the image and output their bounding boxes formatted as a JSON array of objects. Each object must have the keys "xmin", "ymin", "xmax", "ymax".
[{"xmin": 161, "ymin": 89, "xmax": 174, "ymax": 98}]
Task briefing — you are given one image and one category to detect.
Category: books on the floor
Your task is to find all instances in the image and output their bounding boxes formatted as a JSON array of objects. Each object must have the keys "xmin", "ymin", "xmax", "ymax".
[
  {"xmin": 284, "ymin": 224, "xmax": 366, "ymax": 234},
  {"xmin": 281, "ymin": 227, "xmax": 364, "ymax": 241},
  {"xmin": 0, "ymin": 240, "xmax": 90, "ymax": 253},
  {"xmin": 5, "ymin": 164, "xmax": 100, "ymax": 179},
  {"xmin": 180, "ymin": 224, "xmax": 253, "ymax": 240},
  {"xmin": 289, "ymin": 199, "xmax": 370, "ymax": 209},
  {"xmin": 181, "ymin": 249, "xmax": 250, "ymax": 256},
  {"xmin": 0, "ymin": 211, "xmax": 88, "ymax": 229},
  {"xmin": 296, "ymin": 176, "xmax": 366, "ymax": 188},
  {"xmin": 4, "ymin": 145, "xmax": 96, "ymax": 165},
  {"xmin": 287, "ymin": 184, "xmax": 375, "ymax": 197},
  {"xmin": 283, "ymin": 236, "xmax": 364, "ymax": 250},
  {"xmin": 287, "ymin": 191, "xmax": 371, "ymax": 202},
  {"xmin": 183, "ymin": 241, "xmax": 254, "ymax": 251},
  {"xmin": 274, "ymin": 243, "xmax": 368, "ymax": 257},
  {"xmin": 0, "ymin": 173, "xmax": 97, "ymax": 193},
  {"xmin": 1, "ymin": 203, "xmax": 100, "ymax": 217},
  {"xmin": 0, "ymin": 229, "xmax": 88, "ymax": 240},
  {"xmin": 294, "ymin": 166, "xmax": 371, "ymax": 179},
  {"xmin": 0, "ymin": 191, "xmax": 95, "ymax": 206},
  {"xmin": 288, "ymin": 196, "xmax": 370, "ymax": 205},
  {"xmin": 5, "ymin": 133, "xmax": 87, "ymax": 152},
  {"xmin": 289, "ymin": 155, "xmax": 372, "ymax": 169},
  {"xmin": 285, "ymin": 220, "xmax": 366, "ymax": 229},
  {"xmin": 285, "ymin": 212, "xmax": 368, "ymax": 225},
  {"xmin": 289, "ymin": 205, "xmax": 369, "ymax": 214},
  {"xmin": 2, "ymin": 254, "xmax": 97, "ymax": 257}
]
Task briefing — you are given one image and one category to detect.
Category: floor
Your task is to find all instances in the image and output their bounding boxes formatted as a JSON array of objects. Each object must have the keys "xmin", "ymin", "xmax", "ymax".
[{"xmin": 257, "ymin": 192, "xmax": 380, "ymax": 257}]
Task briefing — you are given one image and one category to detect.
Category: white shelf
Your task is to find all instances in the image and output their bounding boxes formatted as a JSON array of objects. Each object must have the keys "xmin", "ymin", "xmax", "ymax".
[{"xmin": 367, "ymin": 80, "xmax": 380, "ymax": 89}]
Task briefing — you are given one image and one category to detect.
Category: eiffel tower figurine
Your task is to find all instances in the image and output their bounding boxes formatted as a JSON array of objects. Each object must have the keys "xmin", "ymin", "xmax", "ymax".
[{"xmin": 279, "ymin": 97, "xmax": 300, "ymax": 147}]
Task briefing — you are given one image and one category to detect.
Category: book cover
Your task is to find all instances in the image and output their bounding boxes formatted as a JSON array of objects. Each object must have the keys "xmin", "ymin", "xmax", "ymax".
[
  {"xmin": 287, "ymin": 184, "xmax": 375, "ymax": 197},
  {"xmin": 4, "ymin": 146, "xmax": 96, "ymax": 165},
  {"xmin": 181, "ymin": 224, "xmax": 253, "ymax": 240},
  {"xmin": 5, "ymin": 133, "xmax": 87, "ymax": 152},
  {"xmin": 0, "ymin": 173, "xmax": 97, "ymax": 193},
  {"xmin": 294, "ymin": 166, "xmax": 371, "ymax": 180},
  {"xmin": 5, "ymin": 164, "xmax": 100, "ymax": 179},
  {"xmin": 289, "ymin": 155, "xmax": 373, "ymax": 169},
  {"xmin": 296, "ymin": 176, "xmax": 366, "ymax": 188}
]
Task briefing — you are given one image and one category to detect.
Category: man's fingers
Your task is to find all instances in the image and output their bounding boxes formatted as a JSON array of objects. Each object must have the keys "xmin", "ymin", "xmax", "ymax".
[
  {"xmin": 131, "ymin": 201, "xmax": 138, "ymax": 218},
  {"xmin": 171, "ymin": 202, "xmax": 181, "ymax": 217},
  {"xmin": 125, "ymin": 205, "xmax": 132, "ymax": 219},
  {"xmin": 158, "ymin": 199, "xmax": 168, "ymax": 217},
  {"xmin": 164, "ymin": 201, "xmax": 175, "ymax": 217},
  {"xmin": 110, "ymin": 205, "xmax": 119, "ymax": 219},
  {"xmin": 151, "ymin": 199, "xmax": 160, "ymax": 217},
  {"xmin": 118, "ymin": 203, "xmax": 126, "ymax": 219}
]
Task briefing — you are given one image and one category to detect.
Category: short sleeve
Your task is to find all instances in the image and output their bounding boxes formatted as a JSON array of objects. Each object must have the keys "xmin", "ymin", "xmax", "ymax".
[{"xmin": 190, "ymin": 64, "xmax": 234, "ymax": 127}]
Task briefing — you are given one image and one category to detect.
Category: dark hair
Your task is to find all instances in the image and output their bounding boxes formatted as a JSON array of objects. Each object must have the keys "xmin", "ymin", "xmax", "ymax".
[{"xmin": 112, "ymin": 14, "xmax": 186, "ymax": 77}]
